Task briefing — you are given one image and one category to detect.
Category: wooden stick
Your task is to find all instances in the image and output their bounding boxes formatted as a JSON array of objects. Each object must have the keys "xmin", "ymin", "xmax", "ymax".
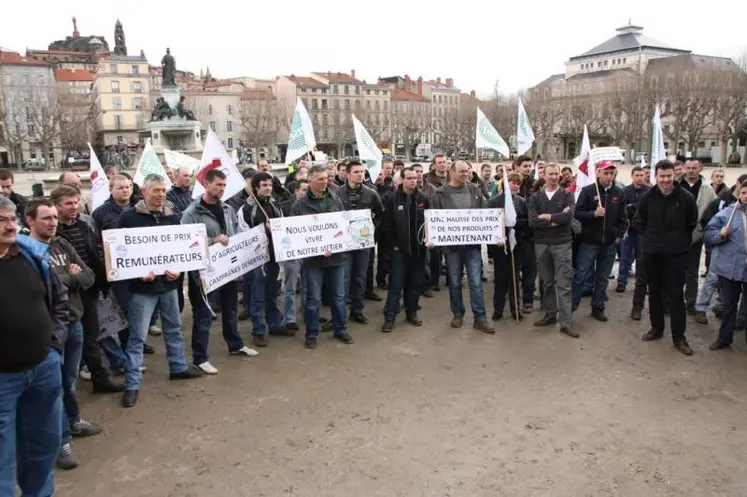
[
  {"xmin": 726, "ymin": 201, "xmax": 739, "ymax": 228},
  {"xmin": 510, "ymin": 245, "xmax": 520, "ymax": 322}
]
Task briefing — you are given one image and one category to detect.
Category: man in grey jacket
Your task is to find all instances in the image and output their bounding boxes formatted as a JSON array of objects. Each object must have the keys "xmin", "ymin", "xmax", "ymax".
[
  {"xmin": 431, "ymin": 160, "xmax": 494, "ymax": 333},
  {"xmin": 181, "ymin": 169, "xmax": 258, "ymax": 375},
  {"xmin": 528, "ymin": 164, "xmax": 576, "ymax": 337}
]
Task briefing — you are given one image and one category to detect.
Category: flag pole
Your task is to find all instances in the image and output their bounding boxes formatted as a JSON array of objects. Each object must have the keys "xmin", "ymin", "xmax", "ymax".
[{"xmin": 510, "ymin": 246, "xmax": 520, "ymax": 322}]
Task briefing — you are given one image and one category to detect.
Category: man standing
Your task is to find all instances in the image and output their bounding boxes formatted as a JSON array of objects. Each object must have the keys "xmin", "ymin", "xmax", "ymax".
[
  {"xmin": 515, "ymin": 155, "xmax": 538, "ymax": 314},
  {"xmin": 166, "ymin": 167, "xmax": 194, "ymax": 215},
  {"xmin": 572, "ymin": 161, "xmax": 627, "ymax": 322},
  {"xmin": 290, "ymin": 165, "xmax": 354, "ymax": 349},
  {"xmin": 25, "ymin": 198, "xmax": 102, "ymax": 469},
  {"xmin": 617, "ymin": 166, "xmax": 649, "ymax": 295},
  {"xmin": 0, "ymin": 195, "xmax": 66, "ymax": 496},
  {"xmin": 117, "ymin": 174, "xmax": 202, "ymax": 407},
  {"xmin": 632, "ymin": 160, "xmax": 698, "ymax": 355},
  {"xmin": 337, "ymin": 161, "xmax": 384, "ymax": 324},
  {"xmin": 59, "ymin": 171, "xmax": 92, "ymax": 215},
  {"xmin": 431, "ymin": 161, "xmax": 494, "ymax": 333},
  {"xmin": 181, "ymin": 169, "xmax": 257, "ymax": 374},
  {"xmin": 528, "ymin": 164, "xmax": 576, "ymax": 337},
  {"xmin": 0, "ymin": 168, "xmax": 27, "ymax": 224},
  {"xmin": 243, "ymin": 171, "xmax": 291, "ymax": 347},
  {"xmin": 680, "ymin": 159, "xmax": 716, "ymax": 314},
  {"xmin": 381, "ymin": 167, "xmax": 428, "ymax": 331},
  {"xmin": 51, "ymin": 185, "xmax": 123, "ymax": 393},
  {"xmin": 371, "ymin": 160, "xmax": 394, "ymax": 290},
  {"xmin": 424, "ymin": 154, "xmax": 449, "ymax": 292},
  {"xmin": 280, "ymin": 180, "xmax": 308, "ymax": 332}
]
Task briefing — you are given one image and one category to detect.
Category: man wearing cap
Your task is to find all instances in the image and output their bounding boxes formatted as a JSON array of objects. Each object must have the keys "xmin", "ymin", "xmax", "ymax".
[{"xmin": 571, "ymin": 161, "xmax": 627, "ymax": 322}]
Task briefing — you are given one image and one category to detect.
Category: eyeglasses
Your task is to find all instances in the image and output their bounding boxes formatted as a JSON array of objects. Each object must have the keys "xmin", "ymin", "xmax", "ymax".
[{"xmin": 0, "ymin": 216, "xmax": 18, "ymax": 225}]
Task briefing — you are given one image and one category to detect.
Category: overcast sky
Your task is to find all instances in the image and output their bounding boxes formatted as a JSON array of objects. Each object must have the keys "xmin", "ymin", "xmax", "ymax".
[{"xmin": 3, "ymin": 0, "xmax": 746, "ymax": 97}]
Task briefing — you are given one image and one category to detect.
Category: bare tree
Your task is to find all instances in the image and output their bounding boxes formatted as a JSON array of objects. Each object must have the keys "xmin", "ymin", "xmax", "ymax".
[
  {"xmin": 1, "ymin": 91, "xmax": 32, "ymax": 165},
  {"xmin": 391, "ymin": 99, "xmax": 429, "ymax": 160},
  {"xmin": 526, "ymin": 95, "xmax": 564, "ymax": 159},
  {"xmin": 713, "ymin": 55, "xmax": 747, "ymax": 164},
  {"xmin": 239, "ymin": 91, "xmax": 280, "ymax": 157}
]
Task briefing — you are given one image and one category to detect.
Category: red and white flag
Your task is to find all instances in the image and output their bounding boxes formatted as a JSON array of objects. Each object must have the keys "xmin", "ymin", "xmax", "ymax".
[
  {"xmin": 192, "ymin": 128, "xmax": 244, "ymax": 201},
  {"xmin": 573, "ymin": 125, "xmax": 593, "ymax": 198}
]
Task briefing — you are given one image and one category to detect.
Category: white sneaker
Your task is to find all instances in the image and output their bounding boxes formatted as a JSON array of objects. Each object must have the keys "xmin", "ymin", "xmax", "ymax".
[
  {"xmin": 78, "ymin": 367, "xmax": 91, "ymax": 381},
  {"xmin": 139, "ymin": 366, "xmax": 147, "ymax": 373},
  {"xmin": 196, "ymin": 361, "xmax": 219, "ymax": 375},
  {"xmin": 148, "ymin": 326, "xmax": 162, "ymax": 336},
  {"xmin": 231, "ymin": 346, "xmax": 259, "ymax": 357}
]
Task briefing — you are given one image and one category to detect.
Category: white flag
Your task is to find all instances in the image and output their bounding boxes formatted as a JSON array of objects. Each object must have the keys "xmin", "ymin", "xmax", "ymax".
[
  {"xmin": 193, "ymin": 128, "xmax": 244, "ymax": 201},
  {"xmin": 132, "ymin": 139, "xmax": 172, "ymax": 188},
  {"xmin": 502, "ymin": 165, "xmax": 517, "ymax": 251},
  {"xmin": 516, "ymin": 98, "xmax": 535, "ymax": 156},
  {"xmin": 164, "ymin": 149, "xmax": 201, "ymax": 173},
  {"xmin": 231, "ymin": 148, "xmax": 240, "ymax": 165},
  {"xmin": 284, "ymin": 97, "xmax": 316, "ymax": 165},
  {"xmin": 476, "ymin": 108, "xmax": 510, "ymax": 158},
  {"xmin": 352, "ymin": 114, "xmax": 383, "ymax": 182},
  {"xmin": 573, "ymin": 124, "xmax": 593, "ymax": 199},
  {"xmin": 88, "ymin": 143, "xmax": 109, "ymax": 211},
  {"xmin": 650, "ymin": 104, "xmax": 666, "ymax": 185}
]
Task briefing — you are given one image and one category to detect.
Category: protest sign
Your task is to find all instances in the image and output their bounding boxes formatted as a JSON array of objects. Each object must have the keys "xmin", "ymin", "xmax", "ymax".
[
  {"xmin": 424, "ymin": 209, "xmax": 505, "ymax": 246},
  {"xmin": 200, "ymin": 226, "xmax": 270, "ymax": 293},
  {"xmin": 269, "ymin": 210, "xmax": 374, "ymax": 262},
  {"xmin": 97, "ymin": 293, "xmax": 128, "ymax": 341},
  {"xmin": 102, "ymin": 224, "xmax": 209, "ymax": 282}
]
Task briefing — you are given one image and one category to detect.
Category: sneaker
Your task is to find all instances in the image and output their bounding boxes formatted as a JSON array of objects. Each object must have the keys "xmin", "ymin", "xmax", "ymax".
[
  {"xmin": 334, "ymin": 332, "xmax": 355, "ymax": 344},
  {"xmin": 522, "ymin": 303, "xmax": 534, "ymax": 314},
  {"xmin": 70, "ymin": 419, "xmax": 102, "ymax": 438},
  {"xmin": 694, "ymin": 311, "xmax": 708, "ymax": 324},
  {"xmin": 305, "ymin": 338, "xmax": 317, "ymax": 349},
  {"xmin": 78, "ymin": 366, "xmax": 91, "ymax": 381},
  {"xmin": 473, "ymin": 321, "xmax": 495, "ymax": 334},
  {"xmin": 169, "ymin": 367, "xmax": 204, "ymax": 380},
  {"xmin": 253, "ymin": 335, "xmax": 268, "ymax": 347},
  {"xmin": 56, "ymin": 443, "xmax": 78, "ymax": 470},
  {"xmin": 148, "ymin": 325, "xmax": 162, "ymax": 336},
  {"xmin": 196, "ymin": 361, "xmax": 219, "ymax": 375},
  {"xmin": 381, "ymin": 320, "xmax": 395, "ymax": 333},
  {"xmin": 450, "ymin": 315, "xmax": 463, "ymax": 328},
  {"xmin": 231, "ymin": 346, "xmax": 259, "ymax": 357},
  {"xmin": 533, "ymin": 314, "xmax": 557, "ymax": 327}
]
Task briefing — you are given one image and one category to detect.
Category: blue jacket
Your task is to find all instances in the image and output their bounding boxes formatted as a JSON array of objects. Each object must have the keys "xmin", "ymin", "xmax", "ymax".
[
  {"xmin": 705, "ymin": 203, "xmax": 747, "ymax": 282},
  {"xmin": 15, "ymin": 234, "xmax": 68, "ymax": 351},
  {"xmin": 166, "ymin": 186, "xmax": 194, "ymax": 216},
  {"xmin": 92, "ymin": 196, "xmax": 138, "ymax": 234}
]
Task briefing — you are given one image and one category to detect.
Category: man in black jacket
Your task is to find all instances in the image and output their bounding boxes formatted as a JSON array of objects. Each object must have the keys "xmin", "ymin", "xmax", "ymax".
[
  {"xmin": 290, "ymin": 165, "xmax": 353, "ymax": 349},
  {"xmin": 51, "ymin": 185, "xmax": 123, "ymax": 394},
  {"xmin": 488, "ymin": 171, "xmax": 528, "ymax": 321},
  {"xmin": 617, "ymin": 167, "xmax": 650, "ymax": 311},
  {"xmin": 571, "ymin": 161, "xmax": 628, "ymax": 322},
  {"xmin": 336, "ymin": 161, "xmax": 384, "ymax": 324},
  {"xmin": 116, "ymin": 174, "xmax": 202, "ymax": 407},
  {"xmin": 0, "ymin": 168, "xmax": 28, "ymax": 227},
  {"xmin": 528, "ymin": 164, "xmax": 576, "ymax": 337},
  {"xmin": 0, "ymin": 195, "xmax": 68, "ymax": 497},
  {"xmin": 381, "ymin": 167, "xmax": 428, "ymax": 332},
  {"xmin": 515, "ymin": 156, "xmax": 538, "ymax": 313},
  {"xmin": 166, "ymin": 167, "xmax": 194, "ymax": 216},
  {"xmin": 632, "ymin": 160, "xmax": 698, "ymax": 355}
]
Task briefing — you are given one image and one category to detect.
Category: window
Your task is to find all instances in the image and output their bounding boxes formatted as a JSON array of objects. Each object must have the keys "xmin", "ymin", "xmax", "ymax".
[
  {"xmin": 321, "ymin": 129, "xmax": 327, "ymax": 140},
  {"xmin": 110, "ymin": 64, "xmax": 117, "ymax": 74},
  {"xmin": 623, "ymin": 58, "xmax": 627, "ymax": 63},
  {"xmin": 366, "ymin": 90, "xmax": 371, "ymax": 95},
  {"xmin": 384, "ymin": 102, "xmax": 388, "ymax": 112},
  {"xmin": 303, "ymin": 98, "xmax": 309, "ymax": 109},
  {"xmin": 111, "ymin": 80, "xmax": 120, "ymax": 93},
  {"xmin": 311, "ymin": 88, "xmax": 317, "ymax": 93},
  {"xmin": 227, "ymin": 104, "xmax": 233, "ymax": 115},
  {"xmin": 697, "ymin": 141, "xmax": 705, "ymax": 148},
  {"xmin": 208, "ymin": 104, "xmax": 213, "ymax": 115},
  {"xmin": 711, "ymin": 141, "xmax": 716, "ymax": 147},
  {"xmin": 132, "ymin": 81, "xmax": 142, "ymax": 93},
  {"xmin": 322, "ymin": 114, "xmax": 328, "ymax": 125},
  {"xmin": 226, "ymin": 121, "xmax": 233, "ymax": 132},
  {"xmin": 117, "ymin": 135, "xmax": 124, "ymax": 144},
  {"xmin": 131, "ymin": 65, "xmax": 139, "ymax": 74},
  {"xmin": 27, "ymin": 124, "xmax": 36, "ymax": 135},
  {"xmin": 21, "ymin": 74, "xmax": 29, "ymax": 85},
  {"xmin": 133, "ymin": 97, "xmax": 144, "ymax": 110},
  {"xmin": 333, "ymin": 85, "xmax": 338, "ymax": 94},
  {"xmin": 321, "ymin": 99, "xmax": 328, "ymax": 109},
  {"xmin": 209, "ymin": 121, "xmax": 216, "ymax": 131},
  {"xmin": 113, "ymin": 97, "xmax": 122, "ymax": 110},
  {"xmin": 25, "ymin": 107, "xmax": 32, "ymax": 120},
  {"xmin": 345, "ymin": 100, "xmax": 350, "ymax": 110},
  {"xmin": 355, "ymin": 100, "xmax": 361, "ymax": 110},
  {"xmin": 366, "ymin": 101, "xmax": 371, "ymax": 110},
  {"xmin": 37, "ymin": 74, "xmax": 46, "ymax": 85},
  {"xmin": 227, "ymin": 138, "xmax": 234, "ymax": 149},
  {"xmin": 355, "ymin": 86, "xmax": 360, "ymax": 95},
  {"xmin": 344, "ymin": 85, "xmax": 349, "ymax": 95},
  {"xmin": 114, "ymin": 114, "xmax": 122, "ymax": 130},
  {"xmin": 312, "ymin": 99, "xmax": 318, "ymax": 110},
  {"xmin": 322, "ymin": 88, "xmax": 327, "ymax": 94}
]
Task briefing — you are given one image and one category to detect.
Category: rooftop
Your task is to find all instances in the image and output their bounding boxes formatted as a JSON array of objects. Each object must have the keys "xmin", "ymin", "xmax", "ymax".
[
  {"xmin": 0, "ymin": 50, "xmax": 50, "ymax": 66},
  {"xmin": 286, "ymin": 75, "xmax": 328, "ymax": 89},
  {"xmin": 570, "ymin": 23, "xmax": 690, "ymax": 60},
  {"xmin": 391, "ymin": 88, "xmax": 429, "ymax": 102},
  {"xmin": 55, "ymin": 68, "xmax": 93, "ymax": 82},
  {"xmin": 102, "ymin": 54, "xmax": 147, "ymax": 63},
  {"xmin": 241, "ymin": 88, "xmax": 276, "ymax": 100},
  {"xmin": 566, "ymin": 67, "xmax": 637, "ymax": 81},
  {"xmin": 312, "ymin": 71, "xmax": 363, "ymax": 85}
]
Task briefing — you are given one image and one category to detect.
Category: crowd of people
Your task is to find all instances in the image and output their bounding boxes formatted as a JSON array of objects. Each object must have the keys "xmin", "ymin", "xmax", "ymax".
[{"xmin": 0, "ymin": 153, "xmax": 744, "ymax": 496}]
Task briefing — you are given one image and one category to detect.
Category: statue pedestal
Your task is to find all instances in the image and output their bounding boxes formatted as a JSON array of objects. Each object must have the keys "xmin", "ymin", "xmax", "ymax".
[
  {"xmin": 147, "ymin": 87, "xmax": 203, "ymax": 156},
  {"xmin": 161, "ymin": 87, "xmax": 180, "ymax": 109}
]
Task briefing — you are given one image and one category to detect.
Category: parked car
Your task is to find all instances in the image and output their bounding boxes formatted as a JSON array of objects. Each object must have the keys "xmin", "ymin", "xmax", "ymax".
[{"xmin": 22, "ymin": 158, "xmax": 46, "ymax": 171}]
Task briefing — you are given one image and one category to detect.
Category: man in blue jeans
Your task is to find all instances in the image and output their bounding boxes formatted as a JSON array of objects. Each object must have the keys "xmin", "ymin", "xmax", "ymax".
[
  {"xmin": 26, "ymin": 198, "xmax": 102, "ymax": 470},
  {"xmin": 280, "ymin": 179, "xmax": 308, "ymax": 331},
  {"xmin": 616, "ymin": 166, "xmax": 649, "ymax": 294},
  {"xmin": 182, "ymin": 169, "xmax": 258, "ymax": 373},
  {"xmin": 290, "ymin": 165, "xmax": 354, "ymax": 349},
  {"xmin": 430, "ymin": 161, "xmax": 494, "ymax": 333},
  {"xmin": 572, "ymin": 161, "xmax": 628, "ymax": 322},
  {"xmin": 0, "ymin": 196, "xmax": 67, "ymax": 497},
  {"xmin": 243, "ymin": 171, "xmax": 290, "ymax": 347},
  {"xmin": 336, "ymin": 161, "xmax": 384, "ymax": 324},
  {"xmin": 117, "ymin": 174, "xmax": 202, "ymax": 407}
]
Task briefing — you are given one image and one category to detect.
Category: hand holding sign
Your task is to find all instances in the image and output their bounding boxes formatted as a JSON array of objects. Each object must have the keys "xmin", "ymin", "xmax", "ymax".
[
  {"xmin": 164, "ymin": 270, "xmax": 180, "ymax": 281},
  {"xmin": 141, "ymin": 272, "xmax": 156, "ymax": 282}
]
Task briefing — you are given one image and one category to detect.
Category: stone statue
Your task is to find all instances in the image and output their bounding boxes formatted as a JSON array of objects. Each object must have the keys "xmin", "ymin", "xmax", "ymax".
[
  {"xmin": 150, "ymin": 97, "xmax": 173, "ymax": 121},
  {"xmin": 161, "ymin": 48, "xmax": 176, "ymax": 87},
  {"xmin": 175, "ymin": 96, "xmax": 197, "ymax": 121}
]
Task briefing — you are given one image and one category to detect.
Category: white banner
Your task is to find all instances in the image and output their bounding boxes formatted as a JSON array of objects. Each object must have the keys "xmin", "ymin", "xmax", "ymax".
[
  {"xmin": 102, "ymin": 224, "xmax": 209, "ymax": 281},
  {"xmin": 424, "ymin": 209, "xmax": 505, "ymax": 246},
  {"xmin": 589, "ymin": 146, "xmax": 624, "ymax": 163},
  {"xmin": 200, "ymin": 226, "xmax": 270, "ymax": 293},
  {"xmin": 269, "ymin": 210, "xmax": 374, "ymax": 262},
  {"xmin": 96, "ymin": 293, "xmax": 128, "ymax": 340}
]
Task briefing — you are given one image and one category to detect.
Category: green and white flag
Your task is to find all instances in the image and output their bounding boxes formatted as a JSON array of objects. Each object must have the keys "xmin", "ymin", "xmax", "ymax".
[
  {"xmin": 516, "ymin": 98, "xmax": 535, "ymax": 156},
  {"xmin": 133, "ymin": 139, "xmax": 172, "ymax": 188},
  {"xmin": 352, "ymin": 114, "xmax": 382, "ymax": 182},
  {"xmin": 475, "ymin": 108, "xmax": 509, "ymax": 158},
  {"xmin": 650, "ymin": 104, "xmax": 666, "ymax": 186},
  {"xmin": 284, "ymin": 97, "xmax": 316, "ymax": 165}
]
